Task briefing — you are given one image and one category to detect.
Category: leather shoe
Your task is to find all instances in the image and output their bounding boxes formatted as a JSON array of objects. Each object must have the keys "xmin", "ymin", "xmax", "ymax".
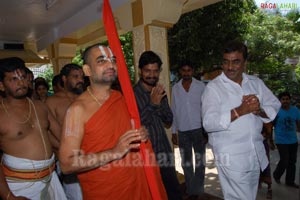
[
  {"xmin": 185, "ymin": 195, "xmax": 198, "ymax": 200},
  {"xmin": 286, "ymin": 183, "xmax": 299, "ymax": 189},
  {"xmin": 274, "ymin": 177, "xmax": 280, "ymax": 184}
]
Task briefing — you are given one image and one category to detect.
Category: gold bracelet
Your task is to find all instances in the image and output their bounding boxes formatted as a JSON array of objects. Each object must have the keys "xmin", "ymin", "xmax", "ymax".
[
  {"xmin": 233, "ymin": 108, "xmax": 239, "ymax": 118},
  {"xmin": 6, "ymin": 191, "xmax": 11, "ymax": 200}
]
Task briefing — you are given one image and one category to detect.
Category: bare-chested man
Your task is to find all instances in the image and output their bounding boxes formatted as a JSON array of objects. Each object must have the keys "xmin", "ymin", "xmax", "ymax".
[
  {"xmin": 46, "ymin": 64, "xmax": 84, "ymax": 126},
  {"xmin": 52, "ymin": 75, "xmax": 63, "ymax": 94},
  {"xmin": 46, "ymin": 63, "xmax": 84, "ymax": 200},
  {"xmin": 0, "ymin": 57, "xmax": 66, "ymax": 200}
]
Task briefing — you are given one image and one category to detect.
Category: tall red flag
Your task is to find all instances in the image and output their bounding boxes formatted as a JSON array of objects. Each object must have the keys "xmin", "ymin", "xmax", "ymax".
[{"xmin": 102, "ymin": 0, "xmax": 167, "ymax": 199}]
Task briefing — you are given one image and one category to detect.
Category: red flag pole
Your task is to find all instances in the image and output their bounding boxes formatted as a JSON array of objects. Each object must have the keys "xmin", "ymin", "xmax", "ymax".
[{"xmin": 102, "ymin": 0, "xmax": 165, "ymax": 199}]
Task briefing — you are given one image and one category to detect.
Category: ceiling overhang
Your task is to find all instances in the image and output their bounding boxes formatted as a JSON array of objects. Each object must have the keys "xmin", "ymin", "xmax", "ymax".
[
  {"xmin": 36, "ymin": 0, "xmax": 131, "ymax": 51},
  {"xmin": 0, "ymin": 49, "xmax": 49, "ymax": 64},
  {"xmin": 0, "ymin": 0, "xmax": 223, "ymax": 63}
]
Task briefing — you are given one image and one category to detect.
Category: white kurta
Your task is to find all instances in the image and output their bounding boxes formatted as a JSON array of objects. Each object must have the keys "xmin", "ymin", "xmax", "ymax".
[
  {"xmin": 202, "ymin": 72, "xmax": 281, "ymax": 200},
  {"xmin": 3, "ymin": 153, "xmax": 67, "ymax": 200}
]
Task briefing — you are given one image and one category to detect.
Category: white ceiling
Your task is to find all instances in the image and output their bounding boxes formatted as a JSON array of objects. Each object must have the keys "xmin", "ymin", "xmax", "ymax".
[
  {"xmin": 0, "ymin": 0, "xmax": 130, "ymax": 51},
  {"xmin": 0, "ymin": 0, "xmax": 223, "ymax": 56}
]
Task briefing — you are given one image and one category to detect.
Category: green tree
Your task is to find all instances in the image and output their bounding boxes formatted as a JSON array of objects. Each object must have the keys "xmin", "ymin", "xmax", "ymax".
[
  {"xmin": 37, "ymin": 65, "xmax": 54, "ymax": 93},
  {"xmin": 245, "ymin": 10, "xmax": 300, "ymax": 96},
  {"xmin": 168, "ymin": 0, "xmax": 256, "ymax": 73},
  {"xmin": 168, "ymin": 1, "xmax": 300, "ymax": 100},
  {"xmin": 285, "ymin": 10, "xmax": 300, "ymax": 33}
]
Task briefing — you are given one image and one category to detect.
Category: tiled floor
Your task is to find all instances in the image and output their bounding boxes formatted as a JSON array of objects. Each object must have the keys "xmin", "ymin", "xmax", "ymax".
[{"xmin": 174, "ymin": 144, "xmax": 300, "ymax": 200}]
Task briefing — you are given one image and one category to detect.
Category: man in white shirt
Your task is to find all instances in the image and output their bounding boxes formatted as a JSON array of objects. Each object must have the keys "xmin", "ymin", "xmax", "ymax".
[
  {"xmin": 201, "ymin": 40, "xmax": 281, "ymax": 200},
  {"xmin": 171, "ymin": 62, "xmax": 206, "ymax": 200}
]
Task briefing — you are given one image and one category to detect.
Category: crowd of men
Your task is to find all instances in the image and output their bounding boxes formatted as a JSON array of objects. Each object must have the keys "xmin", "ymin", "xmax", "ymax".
[{"xmin": 0, "ymin": 40, "xmax": 299, "ymax": 200}]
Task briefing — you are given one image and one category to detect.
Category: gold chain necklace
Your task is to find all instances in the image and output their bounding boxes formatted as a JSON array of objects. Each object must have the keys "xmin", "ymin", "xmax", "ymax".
[
  {"xmin": 1, "ymin": 98, "xmax": 52, "ymax": 192},
  {"xmin": 1, "ymin": 97, "xmax": 34, "ymax": 127},
  {"xmin": 87, "ymin": 86, "xmax": 110, "ymax": 106},
  {"xmin": 29, "ymin": 98, "xmax": 51, "ymax": 180}
]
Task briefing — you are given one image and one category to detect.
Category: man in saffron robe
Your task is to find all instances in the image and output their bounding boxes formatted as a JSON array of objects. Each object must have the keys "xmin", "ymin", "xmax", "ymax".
[{"xmin": 59, "ymin": 44, "xmax": 158, "ymax": 199}]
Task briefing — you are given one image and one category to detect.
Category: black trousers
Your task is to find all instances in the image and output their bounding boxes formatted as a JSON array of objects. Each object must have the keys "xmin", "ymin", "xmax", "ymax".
[
  {"xmin": 159, "ymin": 165, "xmax": 183, "ymax": 200},
  {"xmin": 273, "ymin": 142, "xmax": 298, "ymax": 184}
]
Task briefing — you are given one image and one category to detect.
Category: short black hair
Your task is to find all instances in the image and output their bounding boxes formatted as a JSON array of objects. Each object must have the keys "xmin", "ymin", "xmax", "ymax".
[
  {"xmin": 52, "ymin": 74, "xmax": 62, "ymax": 87},
  {"xmin": 278, "ymin": 91, "xmax": 291, "ymax": 100},
  {"xmin": 223, "ymin": 40, "xmax": 248, "ymax": 60},
  {"xmin": 60, "ymin": 63, "xmax": 82, "ymax": 77},
  {"xmin": 24, "ymin": 67, "xmax": 33, "ymax": 76},
  {"xmin": 0, "ymin": 57, "xmax": 26, "ymax": 81},
  {"xmin": 34, "ymin": 77, "xmax": 46, "ymax": 84},
  {"xmin": 138, "ymin": 51, "xmax": 162, "ymax": 69},
  {"xmin": 82, "ymin": 43, "xmax": 103, "ymax": 65},
  {"xmin": 35, "ymin": 80, "xmax": 49, "ymax": 91},
  {"xmin": 178, "ymin": 61, "xmax": 194, "ymax": 70}
]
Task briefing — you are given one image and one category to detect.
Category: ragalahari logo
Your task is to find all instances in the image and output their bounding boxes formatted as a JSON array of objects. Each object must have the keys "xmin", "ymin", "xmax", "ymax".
[{"xmin": 260, "ymin": 2, "xmax": 298, "ymax": 11}]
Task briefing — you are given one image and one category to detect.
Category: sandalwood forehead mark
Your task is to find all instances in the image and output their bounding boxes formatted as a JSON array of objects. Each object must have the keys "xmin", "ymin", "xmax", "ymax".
[
  {"xmin": 107, "ymin": 47, "xmax": 114, "ymax": 57},
  {"xmin": 98, "ymin": 45, "xmax": 114, "ymax": 58},
  {"xmin": 14, "ymin": 69, "xmax": 25, "ymax": 80},
  {"xmin": 98, "ymin": 45, "xmax": 108, "ymax": 58}
]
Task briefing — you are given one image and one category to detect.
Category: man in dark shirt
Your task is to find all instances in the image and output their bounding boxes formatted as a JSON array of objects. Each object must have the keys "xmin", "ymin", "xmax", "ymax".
[{"xmin": 134, "ymin": 51, "xmax": 182, "ymax": 200}]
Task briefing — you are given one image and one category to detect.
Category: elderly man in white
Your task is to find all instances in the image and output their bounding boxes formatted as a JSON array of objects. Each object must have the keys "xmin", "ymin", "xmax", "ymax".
[{"xmin": 202, "ymin": 40, "xmax": 281, "ymax": 200}]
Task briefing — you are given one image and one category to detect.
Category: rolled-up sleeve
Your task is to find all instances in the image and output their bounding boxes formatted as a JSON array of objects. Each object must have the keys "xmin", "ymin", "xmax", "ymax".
[{"xmin": 257, "ymin": 79, "xmax": 281, "ymax": 122}]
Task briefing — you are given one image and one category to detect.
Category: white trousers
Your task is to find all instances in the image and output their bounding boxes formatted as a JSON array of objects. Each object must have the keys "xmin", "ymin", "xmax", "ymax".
[{"xmin": 215, "ymin": 151, "xmax": 261, "ymax": 200}]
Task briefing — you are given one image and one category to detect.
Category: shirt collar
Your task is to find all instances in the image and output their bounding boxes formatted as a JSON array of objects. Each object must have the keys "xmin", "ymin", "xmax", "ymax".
[
  {"xmin": 179, "ymin": 77, "xmax": 195, "ymax": 84},
  {"xmin": 137, "ymin": 79, "xmax": 151, "ymax": 93},
  {"xmin": 220, "ymin": 72, "xmax": 249, "ymax": 85}
]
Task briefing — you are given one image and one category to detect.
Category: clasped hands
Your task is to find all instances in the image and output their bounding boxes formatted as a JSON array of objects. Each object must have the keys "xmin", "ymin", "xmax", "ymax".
[
  {"xmin": 236, "ymin": 94, "xmax": 261, "ymax": 116},
  {"xmin": 150, "ymin": 83, "xmax": 166, "ymax": 105}
]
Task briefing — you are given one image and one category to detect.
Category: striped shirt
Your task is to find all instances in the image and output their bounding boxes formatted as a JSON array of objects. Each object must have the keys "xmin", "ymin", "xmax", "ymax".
[{"xmin": 134, "ymin": 80, "xmax": 173, "ymax": 159}]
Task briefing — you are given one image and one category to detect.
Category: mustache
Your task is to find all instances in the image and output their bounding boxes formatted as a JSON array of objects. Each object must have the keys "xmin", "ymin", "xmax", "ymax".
[
  {"xmin": 16, "ymin": 86, "xmax": 27, "ymax": 92},
  {"xmin": 76, "ymin": 82, "xmax": 84, "ymax": 87},
  {"xmin": 104, "ymin": 68, "xmax": 116, "ymax": 74},
  {"xmin": 145, "ymin": 77, "xmax": 158, "ymax": 81},
  {"xmin": 142, "ymin": 77, "xmax": 158, "ymax": 87},
  {"xmin": 227, "ymin": 69, "xmax": 237, "ymax": 72}
]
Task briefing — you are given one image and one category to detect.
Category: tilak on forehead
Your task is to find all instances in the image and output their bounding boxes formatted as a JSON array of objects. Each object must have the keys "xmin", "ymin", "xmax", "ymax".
[
  {"xmin": 14, "ymin": 69, "xmax": 25, "ymax": 80},
  {"xmin": 98, "ymin": 45, "xmax": 114, "ymax": 58}
]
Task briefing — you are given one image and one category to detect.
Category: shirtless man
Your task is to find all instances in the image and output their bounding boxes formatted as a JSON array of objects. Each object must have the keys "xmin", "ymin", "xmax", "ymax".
[
  {"xmin": 0, "ymin": 57, "xmax": 66, "ymax": 200},
  {"xmin": 46, "ymin": 63, "xmax": 84, "ymax": 200},
  {"xmin": 52, "ymin": 75, "xmax": 63, "ymax": 94},
  {"xmin": 46, "ymin": 64, "xmax": 84, "ymax": 126}
]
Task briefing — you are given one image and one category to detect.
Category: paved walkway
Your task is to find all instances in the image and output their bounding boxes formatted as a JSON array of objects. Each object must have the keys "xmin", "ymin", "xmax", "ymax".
[{"xmin": 174, "ymin": 144, "xmax": 300, "ymax": 200}]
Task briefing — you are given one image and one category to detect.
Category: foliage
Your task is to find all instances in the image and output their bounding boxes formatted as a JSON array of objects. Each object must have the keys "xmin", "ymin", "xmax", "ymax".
[
  {"xmin": 72, "ymin": 32, "xmax": 135, "ymax": 84},
  {"xmin": 245, "ymin": 10, "xmax": 300, "ymax": 96},
  {"xmin": 36, "ymin": 65, "xmax": 54, "ymax": 93},
  {"xmin": 120, "ymin": 32, "xmax": 134, "ymax": 84},
  {"xmin": 285, "ymin": 10, "xmax": 300, "ymax": 33},
  {"xmin": 168, "ymin": 0, "xmax": 300, "ymax": 100},
  {"xmin": 72, "ymin": 50, "xmax": 84, "ymax": 66},
  {"xmin": 168, "ymin": 0, "xmax": 256, "ymax": 74}
]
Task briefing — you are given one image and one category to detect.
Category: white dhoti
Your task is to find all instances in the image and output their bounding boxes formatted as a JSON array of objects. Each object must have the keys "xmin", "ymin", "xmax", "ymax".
[
  {"xmin": 215, "ymin": 150, "xmax": 261, "ymax": 200},
  {"xmin": 2, "ymin": 153, "xmax": 67, "ymax": 200}
]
